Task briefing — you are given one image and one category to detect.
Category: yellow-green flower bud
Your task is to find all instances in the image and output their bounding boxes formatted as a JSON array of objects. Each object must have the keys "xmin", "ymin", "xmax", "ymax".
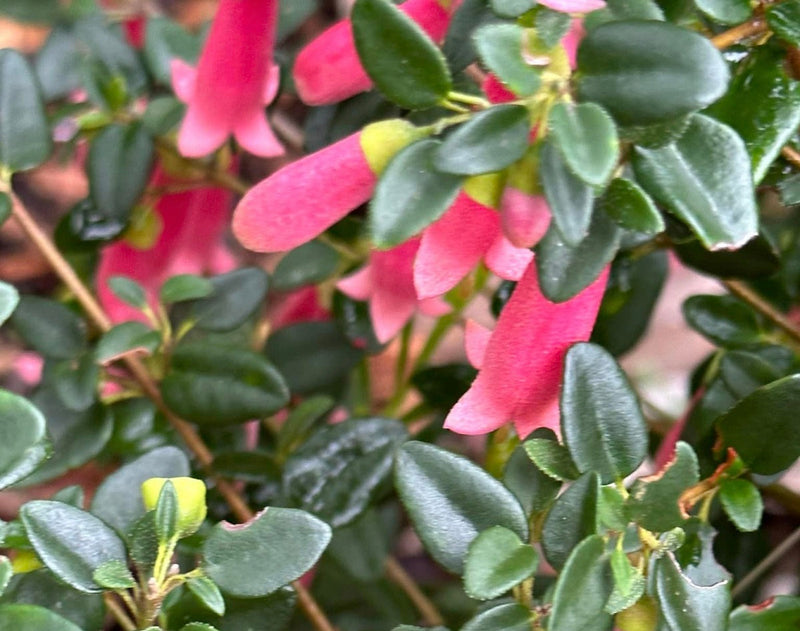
[
  {"xmin": 10, "ymin": 550, "xmax": 42, "ymax": 574},
  {"xmin": 141, "ymin": 477, "xmax": 207, "ymax": 537}
]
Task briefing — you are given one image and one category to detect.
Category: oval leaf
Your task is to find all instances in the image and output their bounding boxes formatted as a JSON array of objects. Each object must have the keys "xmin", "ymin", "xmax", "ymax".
[
  {"xmin": 0, "ymin": 390, "xmax": 49, "ymax": 489},
  {"xmin": 0, "ymin": 604, "xmax": 82, "ymax": 631},
  {"xmin": 189, "ymin": 267, "xmax": 269, "ymax": 332},
  {"xmin": 0, "ymin": 281, "xmax": 19, "ymax": 326},
  {"xmin": 541, "ymin": 471, "xmax": 600, "ymax": 570},
  {"xmin": 719, "ymin": 478, "xmax": 762, "ymax": 532},
  {"xmin": 464, "ymin": 526, "xmax": 538, "ymax": 600},
  {"xmin": 473, "ymin": 23, "xmax": 541, "ymax": 97},
  {"xmin": 461, "ymin": 603, "xmax": 530, "ymax": 631},
  {"xmin": 540, "ymin": 140, "xmax": 595, "ymax": 246},
  {"xmin": 597, "ymin": 177, "xmax": 664, "ymax": 234}
]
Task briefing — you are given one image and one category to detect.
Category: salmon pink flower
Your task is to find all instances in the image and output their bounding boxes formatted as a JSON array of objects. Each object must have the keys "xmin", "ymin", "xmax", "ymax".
[
  {"xmin": 233, "ymin": 119, "xmax": 423, "ymax": 253},
  {"xmin": 171, "ymin": 0, "xmax": 282, "ymax": 158},
  {"xmin": 338, "ymin": 239, "xmax": 449, "ymax": 344},
  {"xmin": 444, "ymin": 261, "xmax": 609, "ymax": 438},
  {"xmin": 540, "ymin": 0, "xmax": 605, "ymax": 13},
  {"xmin": 293, "ymin": 0, "xmax": 456, "ymax": 105}
]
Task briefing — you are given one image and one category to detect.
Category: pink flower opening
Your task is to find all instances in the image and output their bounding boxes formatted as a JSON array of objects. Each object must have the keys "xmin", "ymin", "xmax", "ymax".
[
  {"xmin": 172, "ymin": 0, "xmax": 283, "ymax": 158},
  {"xmin": 293, "ymin": 0, "xmax": 454, "ymax": 106},
  {"xmin": 444, "ymin": 261, "xmax": 609, "ymax": 438}
]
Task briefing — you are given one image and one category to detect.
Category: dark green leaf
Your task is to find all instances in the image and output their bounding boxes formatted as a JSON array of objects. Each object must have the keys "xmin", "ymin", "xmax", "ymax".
[
  {"xmin": 461, "ymin": 603, "xmax": 530, "ymax": 631},
  {"xmin": 0, "ymin": 281, "xmax": 19, "ymax": 326},
  {"xmin": 181, "ymin": 624, "xmax": 220, "ymax": 631},
  {"xmin": 0, "ymin": 390, "xmax": 48, "ymax": 489},
  {"xmin": 435, "ymin": 105, "xmax": 531, "ymax": 176},
  {"xmin": 142, "ymin": 96, "xmax": 185, "ymax": 136},
  {"xmin": 107, "ymin": 275, "xmax": 147, "ymax": 309},
  {"xmin": 278, "ymin": 0, "xmax": 317, "ymax": 40},
  {"xmin": 540, "ymin": 140, "xmax": 595, "ymax": 246},
  {"xmin": 716, "ymin": 375, "xmax": 800, "ymax": 474},
  {"xmin": 0, "ymin": 0, "xmax": 61, "ymax": 23},
  {"xmin": 204, "ymin": 508, "xmax": 331, "ymax": 597},
  {"xmin": 549, "ymin": 535, "xmax": 614, "ymax": 631},
  {"xmin": 154, "ymin": 480, "xmax": 179, "ymax": 543},
  {"xmin": 548, "ymin": 102, "xmax": 620, "ymax": 187},
  {"xmin": 442, "ymin": 0, "xmax": 497, "ymax": 72},
  {"xmin": 272, "ymin": 242, "xmax": 339, "ymax": 291},
  {"xmin": 352, "ymin": 0, "xmax": 452, "ymax": 109},
  {"xmin": 95, "ymin": 322, "xmax": 161, "ymax": 364},
  {"xmin": 695, "ymin": 0, "xmax": 750, "ymax": 23},
  {"xmin": 0, "ymin": 192, "xmax": 10, "ymax": 226},
  {"xmin": 143, "ymin": 17, "xmax": 201, "ymax": 85},
  {"xmin": 369, "ymin": 139, "xmax": 463, "ymax": 247},
  {"xmin": 92, "ymin": 560, "xmax": 136, "ymax": 590},
  {"xmin": 561, "ymin": 343, "xmax": 647, "ymax": 483},
  {"xmin": 90, "ymin": 446, "xmax": 190, "ymax": 535},
  {"xmin": 597, "ymin": 178, "xmax": 664, "ymax": 234},
  {"xmin": 719, "ymin": 478, "xmax": 762, "ymax": 532},
  {"xmin": 212, "ymin": 451, "xmax": 279, "ymax": 484},
  {"xmin": 503, "ymin": 442, "xmax": 561, "ymax": 515},
  {"xmin": 0, "ymin": 604, "xmax": 82, "ymax": 631},
  {"xmin": 11, "ymin": 296, "xmax": 86, "ymax": 360},
  {"xmin": 187, "ymin": 577, "xmax": 225, "ymax": 616},
  {"xmin": 161, "ymin": 344, "xmax": 289, "ymax": 426},
  {"xmin": 0, "ymin": 50, "xmax": 51, "ymax": 172},
  {"xmin": 464, "ymin": 526, "xmax": 538, "ymax": 600},
  {"xmin": 20, "ymin": 501, "xmax": 127, "ymax": 593},
  {"xmin": 603, "ymin": 0, "xmax": 665, "ymax": 20},
  {"xmin": 473, "ymin": 23, "xmax": 540, "ymax": 97},
  {"xmin": 283, "ymin": 417, "xmax": 408, "ymax": 528},
  {"xmin": 523, "ymin": 437, "xmax": 580, "ymax": 481},
  {"xmin": 332, "ymin": 290, "xmax": 383, "ymax": 354},
  {"xmin": 394, "ymin": 441, "xmax": 528, "ymax": 574},
  {"xmin": 577, "ymin": 20, "xmax": 729, "ymax": 126},
  {"xmin": 327, "ymin": 509, "xmax": 390, "ymax": 582},
  {"xmin": 128, "ymin": 512, "xmax": 158, "ymax": 575},
  {"xmin": 628, "ymin": 441, "xmax": 699, "ymax": 532},
  {"xmin": 189, "ymin": 268, "xmax": 269, "ymax": 332},
  {"xmin": 683, "ymin": 295, "xmax": 761, "ymax": 348},
  {"xmin": 633, "ymin": 115, "xmax": 758, "ymax": 251},
  {"xmin": 535, "ymin": 8, "xmax": 572, "ymax": 48},
  {"xmin": 50, "ymin": 354, "xmax": 99, "ymax": 411},
  {"xmin": 490, "ymin": 0, "xmax": 535, "ymax": 17},
  {"xmin": 161, "ymin": 274, "xmax": 214, "ymax": 304},
  {"xmin": 411, "ymin": 363, "xmax": 477, "ymax": 411},
  {"xmin": 729, "ymin": 595, "xmax": 800, "ymax": 631},
  {"xmin": 767, "ymin": 0, "xmax": 800, "ymax": 46},
  {"xmin": 276, "ymin": 396, "xmax": 335, "ymax": 456},
  {"xmin": 606, "ymin": 546, "xmax": 645, "ymax": 614},
  {"xmin": 542, "ymin": 472, "xmax": 600, "ymax": 570},
  {"xmin": 0, "ymin": 558, "xmax": 10, "ymax": 597},
  {"xmin": 674, "ymin": 234, "xmax": 781, "ymax": 280}
]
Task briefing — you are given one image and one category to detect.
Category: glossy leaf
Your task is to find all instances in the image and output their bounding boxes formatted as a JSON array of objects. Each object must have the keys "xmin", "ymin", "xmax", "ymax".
[
  {"xmin": 92, "ymin": 560, "xmax": 136, "ymax": 590},
  {"xmin": 0, "ymin": 604, "xmax": 82, "ymax": 631},
  {"xmin": 523, "ymin": 437, "xmax": 580, "ymax": 482},
  {"xmin": 394, "ymin": 441, "xmax": 528, "ymax": 574},
  {"xmin": 272, "ymin": 241, "xmax": 339, "ymax": 291},
  {"xmin": 606, "ymin": 546, "xmax": 645, "ymax": 614},
  {"xmin": 95, "ymin": 322, "xmax": 161, "ymax": 365},
  {"xmin": 435, "ymin": 105, "xmax": 530, "ymax": 176},
  {"xmin": 0, "ymin": 282, "xmax": 19, "ymax": 326},
  {"xmin": 461, "ymin": 603, "xmax": 530, "ymax": 631},
  {"xmin": 11, "ymin": 296, "xmax": 86, "ymax": 360},
  {"xmin": 503, "ymin": 441, "xmax": 561, "ymax": 516},
  {"xmin": 729, "ymin": 596, "xmax": 800, "ymax": 631},
  {"xmin": 577, "ymin": 20, "xmax": 729, "ymax": 127},
  {"xmin": 204, "ymin": 507, "xmax": 331, "ymax": 597},
  {"xmin": 187, "ymin": 577, "xmax": 225, "ymax": 616},
  {"xmin": 767, "ymin": 0, "xmax": 800, "ymax": 46},
  {"xmin": 597, "ymin": 177, "xmax": 664, "ymax": 234},
  {"xmin": 683, "ymin": 295, "xmax": 761, "ymax": 348},
  {"xmin": 107, "ymin": 275, "xmax": 147, "ymax": 309},
  {"xmin": 20, "ymin": 501, "xmax": 127, "ymax": 593},
  {"xmin": 542, "ymin": 472, "xmax": 600, "ymax": 570},
  {"xmin": 695, "ymin": 0, "xmax": 750, "ymax": 23},
  {"xmin": 540, "ymin": 140, "xmax": 595, "ymax": 246},
  {"xmin": 276, "ymin": 395, "xmax": 335, "ymax": 456},
  {"xmin": 352, "ymin": 0, "xmax": 452, "ymax": 109},
  {"xmin": 160, "ymin": 274, "xmax": 214, "ymax": 304},
  {"xmin": 283, "ymin": 417, "xmax": 408, "ymax": 528},
  {"xmin": 189, "ymin": 268, "xmax": 269, "ymax": 332},
  {"xmin": 674, "ymin": 234, "xmax": 781, "ymax": 280},
  {"xmin": 490, "ymin": 0, "xmax": 535, "ymax": 17},
  {"xmin": 561, "ymin": 343, "xmax": 648, "ymax": 483},
  {"xmin": 464, "ymin": 526, "xmax": 538, "ymax": 600},
  {"xmin": 719, "ymin": 478, "xmax": 762, "ymax": 532},
  {"xmin": 369, "ymin": 139, "xmax": 463, "ymax": 248},
  {"xmin": 473, "ymin": 23, "xmax": 540, "ymax": 97},
  {"xmin": 0, "ymin": 390, "xmax": 49, "ymax": 489}
]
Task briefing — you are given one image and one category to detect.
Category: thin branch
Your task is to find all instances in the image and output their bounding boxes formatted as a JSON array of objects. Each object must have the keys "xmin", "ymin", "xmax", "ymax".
[
  {"xmin": 710, "ymin": 17, "xmax": 768, "ymax": 50},
  {"xmin": 103, "ymin": 593, "xmax": 136, "ymax": 631},
  {"xmin": 153, "ymin": 137, "xmax": 250, "ymax": 196},
  {"xmin": 732, "ymin": 524, "xmax": 800, "ymax": 598},
  {"xmin": 781, "ymin": 144, "xmax": 800, "ymax": 170},
  {"xmin": 722, "ymin": 280, "xmax": 800, "ymax": 344},
  {"xmin": 385, "ymin": 557, "xmax": 445, "ymax": 626}
]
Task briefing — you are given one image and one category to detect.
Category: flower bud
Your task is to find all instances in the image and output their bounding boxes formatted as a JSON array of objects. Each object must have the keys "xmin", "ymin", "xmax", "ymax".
[
  {"xmin": 141, "ymin": 477, "xmax": 207, "ymax": 537},
  {"xmin": 615, "ymin": 596, "xmax": 659, "ymax": 631}
]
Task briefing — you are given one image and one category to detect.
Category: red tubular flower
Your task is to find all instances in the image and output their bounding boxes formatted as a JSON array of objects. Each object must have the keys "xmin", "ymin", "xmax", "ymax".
[
  {"xmin": 293, "ymin": 0, "xmax": 455, "ymax": 106},
  {"xmin": 171, "ymin": 0, "xmax": 282, "ymax": 158},
  {"xmin": 444, "ymin": 261, "xmax": 609, "ymax": 438},
  {"xmin": 233, "ymin": 119, "xmax": 423, "ymax": 253}
]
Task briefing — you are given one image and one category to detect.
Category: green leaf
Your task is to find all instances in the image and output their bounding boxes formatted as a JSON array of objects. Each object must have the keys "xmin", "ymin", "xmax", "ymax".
[
  {"xmin": 674, "ymin": 234, "xmax": 781, "ymax": 280},
  {"xmin": 535, "ymin": 8, "xmax": 572, "ymax": 48},
  {"xmin": 597, "ymin": 178, "xmax": 664, "ymax": 234},
  {"xmin": 767, "ymin": 0, "xmax": 800, "ymax": 46},
  {"xmin": 369, "ymin": 139, "xmax": 463, "ymax": 247},
  {"xmin": 695, "ymin": 0, "xmax": 750, "ymax": 23},
  {"xmin": 20, "ymin": 501, "xmax": 127, "ymax": 593},
  {"xmin": 276, "ymin": 396, "xmax": 335, "ymax": 457},
  {"xmin": 0, "ymin": 604, "xmax": 82, "ymax": 631},
  {"xmin": 411, "ymin": 363, "xmax": 476, "ymax": 411},
  {"xmin": 161, "ymin": 343, "xmax": 289, "ymax": 426},
  {"xmin": 88, "ymin": 123, "xmax": 154, "ymax": 223},
  {"xmin": 11, "ymin": 296, "xmax": 86, "ymax": 360},
  {"xmin": 633, "ymin": 114, "xmax": 758, "ymax": 251},
  {"xmin": 0, "ymin": 557, "xmax": 10, "ymax": 597},
  {"xmin": 154, "ymin": 480, "xmax": 179, "ymax": 543},
  {"xmin": 435, "ymin": 105, "xmax": 530, "ymax": 176},
  {"xmin": 627, "ymin": 441, "xmax": 699, "ymax": 532},
  {"xmin": 266, "ymin": 321, "xmax": 363, "ymax": 395},
  {"xmin": 128, "ymin": 512, "xmax": 158, "ymax": 575},
  {"xmin": 540, "ymin": 140, "xmax": 595, "ymax": 246},
  {"xmin": 654, "ymin": 551, "xmax": 730, "ymax": 631},
  {"xmin": 50, "ymin": 353, "xmax": 99, "ymax": 411},
  {"xmin": 204, "ymin": 508, "xmax": 331, "ymax": 597},
  {"xmin": 0, "ymin": 192, "xmax": 10, "ymax": 225},
  {"xmin": 473, "ymin": 24, "xmax": 541, "ymax": 97},
  {"xmin": 161, "ymin": 274, "xmax": 214, "ymax": 304},
  {"xmin": 0, "ymin": 282, "xmax": 19, "ymax": 326},
  {"xmin": 523, "ymin": 437, "xmax": 580, "ymax": 482},
  {"xmin": 142, "ymin": 96, "xmax": 185, "ymax": 136},
  {"xmin": 283, "ymin": 417, "xmax": 408, "ymax": 528},
  {"xmin": 707, "ymin": 49, "xmax": 800, "ymax": 183},
  {"xmin": 719, "ymin": 478, "xmax": 762, "ymax": 532},
  {"xmin": 598, "ymin": 486, "xmax": 629, "ymax": 532},
  {"xmin": 461, "ymin": 603, "xmax": 530, "ymax": 631},
  {"xmin": 272, "ymin": 242, "xmax": 339, "ymax": 291},
  {"xmin": 143, "ymin": 17, "xmax": 201, "ymax": 85},
  {"xmin": 503, "ymin": 441, "xmax": 561, "ymax": 516},
  {"xmin": 92, "ymin": 559, "xmax": 136, "ymax": 590},
  {"xmin": 0, "ymin": 50, "xmax": 51, "ymax": 172},
  {"xmin": 535, "ymin": 209, "xmax": 621, "ymax": 302},
  {"xmin": 442, "ymin": 0, "xmax": 496, "ymax": 72},
  {"xmin": 729, "ymin": 595, "xmax": 800, "ymax": 631},
  {"xmin": 683, "ymin": 295, "xmax": 761, "ymax": 348},
  {"xmin": 464, "ymin": 526, "xmax": 538, "ymax": 600},
  {"xmin": 327, "ymin": 509, "xmax": 391, "ymax": 582},
  {"xmin": 95, "ymin": 322, "xmax": 161, "ymax": 364},
  {"xmin": 0, "ymin": 0, "xmax": 61, "ymax": 23},
  {"xmin": 187, "ymin": 576, "xmax": 226, "ymax": 616},
  {"xmin": 561, "ymin": 343, "xmax": 648, "ymax": 483},
  {"xmin": 0, "ymin": 390, "xmax": 48, "ymax": 489},
  {"xmin": 394, "ymin": 441, "xmax": 528, "ymax": 574},
  {"xmin": 606, "ymin": 546, "xmax": 645, "ymax": 614},
  {"xmin": 490, "ymin": 0, "xmax": 535, "ymax": 17},
  {"xmin": 180, "ymin": 624, "xmax": 220, "ymax": 631},
  {"xmin": 332, "ymin": 290, "xmax": 383, "ymax": 354},
  {"xmin": 549, "ymin": 535, "xmax": 614, "ymax": 631},
  {"xmin": 548, "ymin": 102, "xmax": 619, "ymax": 187},
  {"xmin": 189, "ymin": 267, "xmax": 269, "ymax": 332},
  {"xmin": 90, "ymin": 446, "xmax": 190, "ymax": 535},
  {"xmin": 716, "ymin": 375, "xmax": 800, "ymax": 475},
  {"xmin": 542, "ymin": 472, "xmax": 600, "ymax": 570},
  {"xmin": 577, "ymin": 20, "xmax": 729, "ymax": 127},
  {"xmin": 352, "ymin": 0, "xmax": 452, "ymax": 109},
  {"xmin": 108, "ymin": 275, "xmax": 147, "ymax": 309}
]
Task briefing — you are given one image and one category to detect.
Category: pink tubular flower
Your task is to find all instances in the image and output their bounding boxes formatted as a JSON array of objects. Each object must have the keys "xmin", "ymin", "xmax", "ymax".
[
  {"xmin": 233, "ymin": 119, "xmax": 422, "ymax": 253},
  {"xmin": 444, "ymin": 261, "xmax": 609, "ymax": 438},
  {"xmin": 171, "ymin": 0, "xmax": 282, "ymax": 158},
  {"xmin": 338, "ymin": 239, "xmax": 449, "ymax": 344},
  {"xmin": 97, "ymin": 169, "xmax": 235, "ymax": 323},
  {"xmin": 293, "ymin": 0, "xmax": 455, "ymax": 106},
  {"xmin": 540, "ymin": 0, "xmax": 605, "ymax": 12}
]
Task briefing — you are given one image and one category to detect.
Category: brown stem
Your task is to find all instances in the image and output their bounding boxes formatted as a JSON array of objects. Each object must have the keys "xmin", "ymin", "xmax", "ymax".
[
  {"xmin": 722, "ymin": 280, "xmax": 800, "ymax": 344},
  {"xmin": 781, "ymin": 144, "xmax": 800, "ymax": 169},
  {"xmin": 7, "ymin": 189, "xmax": 336, "ymax": 631},
  {"xmin": 385, "ymin": 557, "xmax": 445, "ymax": 626},
  {"xmin": 103, "ymin": 593, "xmax": 136, "ymax": 631},
  {"xmin": 710, "ymin": 17, "xmax": 768, "ymax": 50},
  {"xmin": 732, "ymin": 524, "xmax": 800, "ymax": 598}
]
